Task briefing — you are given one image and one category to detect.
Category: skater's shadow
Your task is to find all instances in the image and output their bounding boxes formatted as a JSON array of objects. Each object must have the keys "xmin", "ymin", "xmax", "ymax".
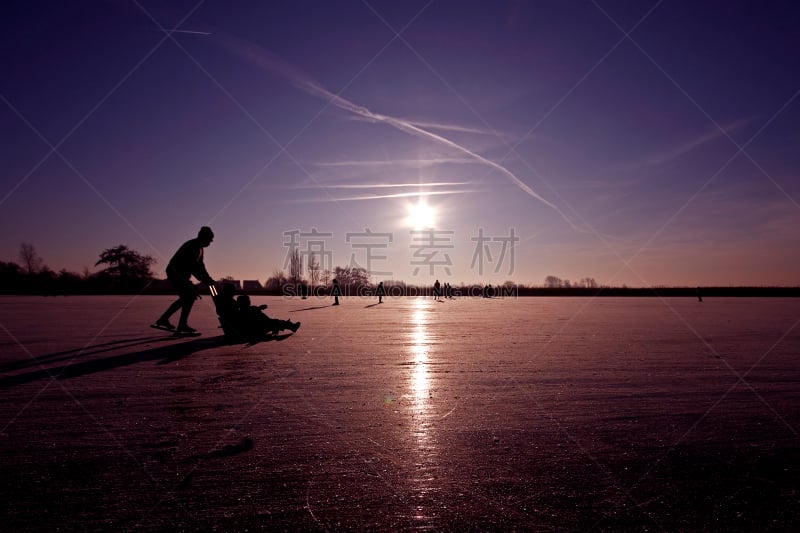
[
  {"xmin": 245, "ymin": 333, "xmax": 292, "ymax": 346},
  {"xmin": 0, "ymin": 336, "xmax": 228, "ymax": 389},
  {"xmin": 364, "ymin": 303, "xmax": 381, "ymax": 308},
  {"xmin": 0, "ymin": 336, "xmax": 167, "ymax": 373},
  {"xmin": 291, "ymin": 305, "xmax": 329, "ymax": 312}
]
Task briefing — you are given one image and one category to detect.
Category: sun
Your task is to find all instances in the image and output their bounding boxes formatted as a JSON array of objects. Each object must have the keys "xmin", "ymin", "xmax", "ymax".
[{"xmin": 406, "ymin": 200, "xmax": 436, "ymax": 229}]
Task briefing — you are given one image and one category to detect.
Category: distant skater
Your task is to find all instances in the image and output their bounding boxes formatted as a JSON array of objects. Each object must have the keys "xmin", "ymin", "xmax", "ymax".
[
  {"xmin": 331, "ymin": 279, "xmax": 341, "ymax": 306},
  {"xmin": 155, "ymin": 226, "xmax": 215, "ymax": 334},
  {"xmin": 433, "ymin": 279, "xmax": 441, "ymax": 300},
  {"xmin": 376, "ymin": 281, "xmax": 385, "ymax": 304},
  {"xmin": 697, "ymin": 286, "xmax": 703, "ymax": 302}
]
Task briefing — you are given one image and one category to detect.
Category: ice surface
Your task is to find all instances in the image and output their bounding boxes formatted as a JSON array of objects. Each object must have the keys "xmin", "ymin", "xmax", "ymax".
[{"xmin": 1, "ymin": 295, "xmax": 799, "ymax": 530}]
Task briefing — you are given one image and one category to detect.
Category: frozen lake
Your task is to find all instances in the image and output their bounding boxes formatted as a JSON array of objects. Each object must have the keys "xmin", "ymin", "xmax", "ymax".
[{"xmin": 1, "ymin": 295, "xmax": 799, "ymax": 530}]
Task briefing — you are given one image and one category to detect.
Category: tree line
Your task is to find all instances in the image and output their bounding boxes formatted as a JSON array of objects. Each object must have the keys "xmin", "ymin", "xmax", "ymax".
[
  {"xmin": 5, "ymin": 242, "xmax": 794, "ymax": 297},
  {"xmin": 544, "ymin": 275, "xmax": 598, "ymax": 289},
  {"xmin": 1, "ymin": 242, "xmax": 561, "ymax": 296},
  {"xmin": 0, "ymin": 243, "xmax": 155, "ymax": 294}
]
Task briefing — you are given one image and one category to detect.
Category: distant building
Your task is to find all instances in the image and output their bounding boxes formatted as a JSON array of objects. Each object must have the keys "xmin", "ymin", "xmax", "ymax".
[
  {"xmin": 215, "ymin": 279, "xmax": 241, "ymax": 291},
  {"xmin": 242, "ymin": 279, "xmax": 262, "ymax": 291}
]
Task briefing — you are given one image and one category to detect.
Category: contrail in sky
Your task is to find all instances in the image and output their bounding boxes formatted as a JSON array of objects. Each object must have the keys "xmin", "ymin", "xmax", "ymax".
[
  {"xmin": 312, "ymin": 158, "xmax": 475, "ymax": 168},
  {"xmin": 287, "ymin": 189, "xmax": 476, "ymax": 203},
  {"xmin": 293, "ymin": 181, "xmax": 471, "ymax": 189},
  {"xmin": 154, "ymin": 29, "xmax": 212, "ymax": 35},
  {"xmin": 297, "ymin": 82, "xmax": 584, "ymax": 231},
  {"xmin": 348, "ymin": 114, "xmax": 510, "ymax": 137},
  {"xmin": 217, "ymin": 34, "xmax": 583, "ymax": 232},
  {"xmin": 612, "ymin": 118, "xmax": 751, "ymax": 172}
]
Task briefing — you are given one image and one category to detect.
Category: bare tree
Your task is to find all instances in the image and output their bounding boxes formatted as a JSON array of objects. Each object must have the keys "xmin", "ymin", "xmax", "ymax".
[
  {"xmin": 307, "ymin": 253, "xmax": 320, "ymax": 288},
  {"xmin": 19, "ymin": 242, "xmax": 44, "ymax": 275},
  {"xmin": 544, "ymin": 275, "xmax": 562, "ymax": 288},
  {"xmin": 333, "ymin": 265, "xmax": 370, "ymax": 289},
  {"xmin": 264, "ymin": 269, "xmax": 287, "ymax": 293},
  {"xmin": 289, "ymin": 247, "xmax": 302, "ymax": 283}
]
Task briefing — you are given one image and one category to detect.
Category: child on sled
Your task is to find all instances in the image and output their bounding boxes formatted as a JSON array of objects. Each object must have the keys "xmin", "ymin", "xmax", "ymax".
[
  {"xmin": 236, "ymin": 294, "xmax": 300, "ymax": 341},
  {"xmin": 214, "ymin": 284, "xmax": 300, "ymax": 343}
]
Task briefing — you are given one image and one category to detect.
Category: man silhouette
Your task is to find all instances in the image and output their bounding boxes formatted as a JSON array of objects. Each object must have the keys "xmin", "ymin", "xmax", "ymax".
[
  {"xmin": 155, "ymin": 226, "xmax": 215, "ymax": 334},
  {"xmin": 331, "ymin": 279, "xmax": 341, "ymax": 306},
  {"xmin": 376, "ymin": 281, "xmax": 385, "ymax": 304}
]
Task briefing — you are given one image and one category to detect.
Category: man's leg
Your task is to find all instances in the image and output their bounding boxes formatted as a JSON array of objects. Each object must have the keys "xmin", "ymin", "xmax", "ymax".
[
  {"xmin": 174, "ymin": 278, "xmax": 198, "ymax": 332},
  {"xmin": 177, "ymin": 297, "xmax": 193, "ymax": 328},
  {"xmin": 176, "ymin": 293, "xmax": 196, "ymax": 331},
  {"xmin": 157, "ymin": 298, "xmax": 182, "ymax": 328},
  {"xmin": 158, "ymin": 274, "xmax": 189, "ymax": 329}
]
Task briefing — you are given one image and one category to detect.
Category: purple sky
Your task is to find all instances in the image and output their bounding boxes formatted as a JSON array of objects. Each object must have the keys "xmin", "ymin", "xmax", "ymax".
[{"xmin": 2, "ymin": 1, "xmax": 799, "ymax": 286}]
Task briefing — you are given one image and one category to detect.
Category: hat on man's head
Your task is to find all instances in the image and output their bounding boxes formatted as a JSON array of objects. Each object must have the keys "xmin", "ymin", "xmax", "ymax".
[{"xmin": 198, "ymin": 226, "xmax": 214, "ymax": 239}]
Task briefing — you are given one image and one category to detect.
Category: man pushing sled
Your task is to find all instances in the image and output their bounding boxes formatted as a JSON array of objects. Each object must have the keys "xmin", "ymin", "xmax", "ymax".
[{"xmin": 153, "ymin": 226, "xmax": 216, "ymax": 336}]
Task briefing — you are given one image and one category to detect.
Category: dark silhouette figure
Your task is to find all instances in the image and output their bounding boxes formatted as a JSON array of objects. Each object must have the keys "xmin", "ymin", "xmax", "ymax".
[
  {"xmin": 331, "ymin": 279, "xmax": 341, "ymax": 305},
  {"xmin": 483, "ymin": 284, "xmax": 496, "ymax": 298},
  {"xmin": 212, "ymin": 283, "xmax": 245, "ymax": 342},
  {"xmin": 236, "ymin": 294, "xmax": 299, "ymax": 343},
  {"xmin": 212, "ymin": 283, "xmax": 299, "ymax": 343},
  {"xmin": 697, "ymin": 286, "xmax": 703, "ymax": 302},
  {"xmin": 300, "ymin": 282, "xmax": 308, "ymax": 299},
  {"xmin": 155, "ymin": 226, "xmax": 215, "ymax": 334},
  {"xmin": 433, "ymin": 279, "xmax": 441, "ymax": 300},
  {"xmin": 376, "ymin": 281, "xmax": 385, "ymax": 304}
]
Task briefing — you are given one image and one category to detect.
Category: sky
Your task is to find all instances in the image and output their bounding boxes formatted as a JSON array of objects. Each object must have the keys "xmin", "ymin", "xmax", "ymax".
[{"xmin": 1, "ymin": 0, "xmax": 799, "ymax": 287}]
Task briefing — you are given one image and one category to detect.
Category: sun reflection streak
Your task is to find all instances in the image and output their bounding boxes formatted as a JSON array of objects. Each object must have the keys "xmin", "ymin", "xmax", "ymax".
[
  {"xmin": 407, "ymin": 298, "xmax": 439, "ymax": 522},
  {"xmin": 410, "ymin": 301, "xmax": 430, "ymax": 407}
]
